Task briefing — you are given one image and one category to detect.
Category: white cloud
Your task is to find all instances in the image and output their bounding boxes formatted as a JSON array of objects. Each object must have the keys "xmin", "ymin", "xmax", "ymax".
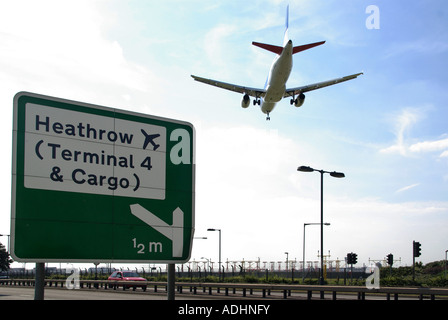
[
  {"xmin": 382, "ymin": 131, "xmax": 448, "ymax": 160},
  {"xmin": 203, "ymin": 24, "xmax": 238, "ymax": 68},
  {"xmin": 379, "ymin": 107, "xmax": 448, "ymax": 160},
  {"xmin": 409, "ymin": 138, "xmax": 448, "ymax": 152},
  {"xmin": 324, "ymin": 197, "xmax": 448, "ymax": 264},
  {"xmin": 193, "ymin": 185, "xmax": 448, "ymax": 265},
  {"xmin": 196, "ymin": 125, "xmax": 302, "ymax": 195},
  {"xmin": 384, "ymin": 39, "xmax": 448, "ymax": 59},
  {"xmin": 396, "ymin": 183, "xmax": 420, "ymax": 193},
  {"xmin": 0, "ymin": 0, "xmax": 160, "ymax": 100},
  {"xmin": 440, "ymin": 150, "xmax": 448, "ymax": 158},
  {"xmin": 380, "ymin": 108, "xmax": 421, "ymax": 156}
]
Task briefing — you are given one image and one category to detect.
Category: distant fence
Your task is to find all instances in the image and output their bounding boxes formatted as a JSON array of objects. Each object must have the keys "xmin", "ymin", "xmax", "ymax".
[
  {"xmin": 1, "ymin": 278, "xmax": 448, "ymax": 300},
  {"xmin": 1, "ymin": 267, "xmax": 366, "ymax": 283}
]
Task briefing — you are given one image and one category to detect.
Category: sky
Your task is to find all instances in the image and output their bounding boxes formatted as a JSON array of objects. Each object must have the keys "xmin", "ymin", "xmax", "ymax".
[{"xmin": 1, "ymin": 0, "xmax": 447, "ymax": 271}]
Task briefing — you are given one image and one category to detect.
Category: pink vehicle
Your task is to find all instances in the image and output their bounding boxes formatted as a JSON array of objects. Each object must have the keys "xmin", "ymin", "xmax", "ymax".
[{"xmin": 108, "ymin": 271, "xmax": 147, "ymax": 291}]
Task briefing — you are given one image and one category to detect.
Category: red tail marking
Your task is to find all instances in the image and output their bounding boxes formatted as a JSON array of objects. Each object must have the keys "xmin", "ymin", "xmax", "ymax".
[
  {"xmin": 252, "ymin": 42, "xmax": 283, "ymax": 55},
  {"xmin": 292, "ymin": 41, "xmax": 326, "ymax": 54},
  {"xmin": 252, "ymin": 40, "xmax": 326, "ymax": 55}
]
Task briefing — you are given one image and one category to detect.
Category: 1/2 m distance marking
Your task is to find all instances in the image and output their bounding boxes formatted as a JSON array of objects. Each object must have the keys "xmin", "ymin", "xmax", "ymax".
[{"xmin": 132, "ymin": 238, "xmax": 163, "ymax": 254}]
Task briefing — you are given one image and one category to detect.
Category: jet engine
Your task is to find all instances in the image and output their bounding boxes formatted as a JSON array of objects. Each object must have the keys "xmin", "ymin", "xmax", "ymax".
[
  {"xmin": 241, "ymin": 93, "xmax": 250, "ymax": 108},
  {"xmin": 291, "ymin": 93, "xmax": 305, "ymax": 107}
]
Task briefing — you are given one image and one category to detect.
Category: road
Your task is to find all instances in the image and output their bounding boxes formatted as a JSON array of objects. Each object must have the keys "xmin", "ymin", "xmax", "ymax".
[
  {"xmin": 0, "ymin": 285, "xmax": 437, "ymax": 300},
  {"xmin": 0, "ymin": 286, "xmax": 214, "ymax": 300},
  {"xmin": 4, "ymin": 285, "xmax": 439, "ymax": 320},
  {"xmin": 0, "ymin": 286, "xmax": 343, "ymax": 300}
]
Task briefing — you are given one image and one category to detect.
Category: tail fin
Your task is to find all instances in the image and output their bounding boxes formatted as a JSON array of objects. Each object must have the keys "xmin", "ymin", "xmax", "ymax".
[
  {"xmin": 283, "ymin": 5, "xmax": 289, "ymax": 46},
  {"xmin": 251, "ymin": 5, "xmax": 290, "ymax": 55},
  {"xmin": 252, "ymin": 5, "xmax": 326, "ymax": 55}
]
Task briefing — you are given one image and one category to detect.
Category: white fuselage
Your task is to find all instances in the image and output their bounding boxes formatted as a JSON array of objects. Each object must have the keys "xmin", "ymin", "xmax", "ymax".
[{"xmin": 261, "ymin": 40, "xmax": 293, "ymax": 115}]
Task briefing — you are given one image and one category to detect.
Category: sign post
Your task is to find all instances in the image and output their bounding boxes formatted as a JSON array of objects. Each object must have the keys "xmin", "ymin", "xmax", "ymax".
[
  {"xmin": 34, "ymin": 262, "xmax": 45, "ymax": 300},
  {"xmin": 11, "ymin": 92, "xmax": 195, "ymax": 297}
]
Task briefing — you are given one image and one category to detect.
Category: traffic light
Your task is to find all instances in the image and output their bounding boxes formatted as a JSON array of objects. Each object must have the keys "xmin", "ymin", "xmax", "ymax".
[
  {"xmin": 346, "ymin": 252, "xmax": 358, "ymax": 265},
  {"xmin": 413, "ymin": 241, "xmax": 421, "ymax": 257},
  {"xmin": 387, "ymin": 253, "xmax": 393, "ymax": 266},
  {"xmin": 346, "ymin": 253, "xmax": 353, "ymax": 264}
]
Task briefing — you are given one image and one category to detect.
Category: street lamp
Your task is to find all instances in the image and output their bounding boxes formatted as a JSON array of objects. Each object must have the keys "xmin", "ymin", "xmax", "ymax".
[
  {"xmin": 303, "ymin": 223, "xmax": 330, "ymax": 282},
  {"xmin": 298, "ymin": 165, "xmax": 345, "ymax": 285},
  {"xmin": 207, "ymin": 228, "xmax": 221, "ymax": 281},
  {"xmin": 284, "ymin": 252, "xmax": 289, "ymax": 271}
]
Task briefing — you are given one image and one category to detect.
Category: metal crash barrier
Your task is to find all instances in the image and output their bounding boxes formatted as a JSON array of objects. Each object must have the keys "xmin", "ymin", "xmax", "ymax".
[{"xmin": 1, "ymin": 279, "xmax": 448, "ymax": 300}]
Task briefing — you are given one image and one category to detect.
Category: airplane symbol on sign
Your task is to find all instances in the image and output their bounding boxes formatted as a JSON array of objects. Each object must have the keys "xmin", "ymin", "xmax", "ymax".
[{"xmin": 141, "ymin": 129, "xmax": 160, "ymax": 151}]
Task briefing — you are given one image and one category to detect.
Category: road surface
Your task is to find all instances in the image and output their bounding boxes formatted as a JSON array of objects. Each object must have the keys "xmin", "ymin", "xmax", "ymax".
[{"xmin": 0, "ymin": 286, "xmax": 211, "ymax": 300}]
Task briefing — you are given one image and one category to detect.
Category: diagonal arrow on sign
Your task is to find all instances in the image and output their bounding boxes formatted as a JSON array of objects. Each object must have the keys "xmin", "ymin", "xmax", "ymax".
[{"xmin": 130, "ymin": 204, "xmax": 184, "ymax": 258}]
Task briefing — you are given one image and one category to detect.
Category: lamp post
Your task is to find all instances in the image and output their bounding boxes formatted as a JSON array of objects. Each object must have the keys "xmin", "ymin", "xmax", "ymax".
[
  {"xmin": 207, "ymin": 228, "xmax": 221, "ymax": 281},
  {"xmin": 303, "ymin": 223, "xmax": 330, "ymax": 282},
  {"xmin": 298, "ymin": 166, "xmax": 345, "ymax": 285},
  {"xmin": 285, "ymin": 252, "xmax": 289, "ymax": 271}
]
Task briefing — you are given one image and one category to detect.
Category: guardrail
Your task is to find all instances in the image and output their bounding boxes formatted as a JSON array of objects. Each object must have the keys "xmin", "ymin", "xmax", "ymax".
[{"xmin": 1, "ymin": 278, "xmax": 448, "ymax": 300}]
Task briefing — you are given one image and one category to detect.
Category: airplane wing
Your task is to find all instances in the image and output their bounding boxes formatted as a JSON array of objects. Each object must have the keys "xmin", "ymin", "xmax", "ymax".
[
  {"xmin": 283, "ymin": 72, "xmax": 363, "ymax": 98},
  {"xmin": 191, "ymin": 75, "xmax": 266, "ymax": 99}
]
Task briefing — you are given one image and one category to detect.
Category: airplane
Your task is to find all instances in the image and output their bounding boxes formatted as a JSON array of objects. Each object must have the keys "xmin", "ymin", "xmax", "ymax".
[
  {"xmin": 191, "ymin": 5, "xmax": 363, "ymax": 120},
  {"xmin": 141, "ymin": 129, "xmax": 160, "ymax": 151}
]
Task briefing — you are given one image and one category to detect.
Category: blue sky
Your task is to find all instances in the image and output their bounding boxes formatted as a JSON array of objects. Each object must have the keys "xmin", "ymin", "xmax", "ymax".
[{"xmin": 1, "ymin": 0, "xmax": 447, "ymax": 270}]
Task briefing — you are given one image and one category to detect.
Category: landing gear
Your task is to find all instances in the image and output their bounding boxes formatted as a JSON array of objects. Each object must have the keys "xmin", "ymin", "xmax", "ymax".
[
  {"xmin": 266, "ymin": 113, "xmax": 270, "ymax": 121},
  {"xmin": 290, "ymin": 94, "xmax": 298, "ymax": 105},
  {"xmin": 253, "ymin": 98, "xmax": 261, "ymax": 106}
]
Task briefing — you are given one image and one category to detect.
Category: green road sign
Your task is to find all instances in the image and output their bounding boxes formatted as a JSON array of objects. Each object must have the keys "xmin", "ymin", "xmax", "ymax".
[{"xmin": 11, "ymin": 92, "xmax": 195, "ymax": 263}]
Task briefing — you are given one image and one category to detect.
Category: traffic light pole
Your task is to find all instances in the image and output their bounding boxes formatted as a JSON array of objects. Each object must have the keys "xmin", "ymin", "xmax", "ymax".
[
  {"xmin": 412, "ymin": 253, "xmax": 415, "ymax": 281},
  {"xmin": 346, "ymin": 252, "xmax": 357, "ymax": 285},
  {"xmin": 413, "ymin": 241, "xmax": 416, "ymax": 281},
  {"xmin": 412, "ymin": 241, "xmax": 421, "ymax": 281},
  {"xmin": 387, "ymin": 253, "xmax": 393, "ymax": 276},
  {"xmin": 350, "ymin": 262, "xmax": 353, "ymax": 284}
]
